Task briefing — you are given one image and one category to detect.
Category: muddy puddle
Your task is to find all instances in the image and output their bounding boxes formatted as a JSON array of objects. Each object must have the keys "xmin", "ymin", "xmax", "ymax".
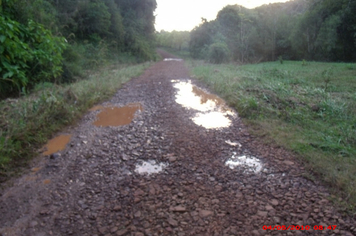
[
  {"xmin": 225, "ymin": 152, "xmax": 263, "ymax": 173},
  {"xmin": 43, "ymin": 134, "xmax": 72, "ymax": 155},
  {"xmin": 173, "ymin": 80, "xmax": 235, "ymax": 129},
  {"xmin": 135, "ymin": 160, "xmax": 168, "ymax": 175},
  {"xmin": 164, "ymin": 58, "xmax": 183, "ymax": 62},
  {"xmin": 93, "ymin": 103, "xmax": 142, "ymax": 127}
]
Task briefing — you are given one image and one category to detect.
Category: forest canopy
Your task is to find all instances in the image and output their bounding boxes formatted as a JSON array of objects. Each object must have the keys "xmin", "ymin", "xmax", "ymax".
[
  {"xmin": 0, "ymin": 0, "xmax": 157, "ymax": 98},
  {"xmin": 185, "ymin": 0, "xmax": 356, "ymax": 63}
]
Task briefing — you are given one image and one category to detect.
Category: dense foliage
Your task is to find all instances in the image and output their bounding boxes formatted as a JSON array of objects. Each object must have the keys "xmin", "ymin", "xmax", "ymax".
[
  {"xmin": 156, "ymin": 30, "xmax": 190, "ymax": 51},
  {"xmin": 188, "ymin": 0, "xmax": 356, "ymax": 63},
  {"xmin": 0, "ymin": 0, "xmax": 157, "ymax": 98}
]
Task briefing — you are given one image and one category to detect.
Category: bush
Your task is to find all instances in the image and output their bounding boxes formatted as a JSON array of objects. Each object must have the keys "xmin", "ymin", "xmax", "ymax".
[
  {"xmin": 207, "ymin": 42, "xmax": 230, "ymax": 64},
  {"xmin": 0, "ymin": 15, "xmax": 66, "ymax": 98}
]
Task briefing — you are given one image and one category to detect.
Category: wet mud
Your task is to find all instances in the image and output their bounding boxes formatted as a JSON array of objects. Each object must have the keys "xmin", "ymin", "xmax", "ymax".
[
  {"xmin": 93, "ymin": 103, "xmax": 142, "ymax": 127},
  {"xmin": 42, "ymin": 134, "xmax": 72, "ymax": 156}
]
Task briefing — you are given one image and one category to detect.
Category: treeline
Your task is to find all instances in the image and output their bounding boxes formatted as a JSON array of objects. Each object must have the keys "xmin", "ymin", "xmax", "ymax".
[
  {"xmin": 0, "ymin": 0, "xmax": 157, "ymax": 98},
  {"xmin": 156, "ymin": 30, "xmax": 190, "ymax": 51},
  {"xmin": 188, "ymin": 0, "xmax": 356, "ymax": 63}
]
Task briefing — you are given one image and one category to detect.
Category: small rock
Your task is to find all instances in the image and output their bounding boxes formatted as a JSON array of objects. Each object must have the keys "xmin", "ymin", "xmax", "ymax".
[
  {"xmin": 98, "ymin": 227, "xmax": 107, "ymax": 234},
  {"xmin": 116, "ymin": 229, "xmax": 128, "ymax": 236},
  {"xmin": 199, "ymin": 210, "xmax": 213, "ymax": 218},
  {"xmin": 169, "ymin": 156, "xmax": 177, "ymax": 162},
  {"xmin": 271, "ymin": 199, "xmax": 279, "ymax": 206},
  {"xmin": 171, "ymin": 206, "xmax": 186, "ymax": 212},
  {"xmin": 30, "ymin": 221, "xmax": 38, "ymax": 227},
  {"xmin": 284, "ymin": 161, "xmax": 294, "ymax": 165},
  {"xmin": 212, "ymin": 199, "xmax": 220, "ymax": 204},
  {"xmin": 168, "ymin": 218, "xmax": 178, "ymax": 227},
  {"xmin": 252, "ymin": 230, "xmax": 260, "ymax": 236},
  {"xmin": 134, "ymin": 189, "xmax": 145, "ymax": 196},
  {"xmin": 122, "ymin": 154, "xmax": 129, "ymax": 161},
  {"xmin": 132, "ymin": 151, "xmax": 140, "ymax": 156},
  {"xmin": 257, "ymin": 211, "xmax": 268, "ymax": 217},
  {"xmin": 50, "ymin": 153, "xmax": 61, "ymax": 159}
]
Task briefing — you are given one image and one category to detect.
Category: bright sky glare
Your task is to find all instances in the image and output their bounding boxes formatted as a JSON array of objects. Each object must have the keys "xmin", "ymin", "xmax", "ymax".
[{"xmin": 155, "ymin": 0, "xmax": 290, "ymax": 32}]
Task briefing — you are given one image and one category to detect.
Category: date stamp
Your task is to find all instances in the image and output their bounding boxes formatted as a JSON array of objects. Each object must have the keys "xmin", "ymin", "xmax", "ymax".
[{"xmin": 263, "ymin": 225, "xmax": 337, "ymax": 231}]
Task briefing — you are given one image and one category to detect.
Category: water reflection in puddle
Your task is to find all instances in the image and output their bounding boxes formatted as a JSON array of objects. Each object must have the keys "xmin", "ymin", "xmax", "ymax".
[
  {"xmin": 135, "ymin": 160, "xmax": 167, "ymax": 175},
  {"xmin": 164, "ymin": 58, "xmax": 183, "ymax": 62},
  {"xmin": 173, "ymin": 80, "xmax": 235, "ymax": 129},
  {"xmin": 225, "ymin": 140, "xmax": 242, "ymax": 148},
  {"xmin": 93, "ymin": 103, "xmax": 142, "ymax": 127},
  {"xmin": 192, "ymin": 112, "xmax": 231, "ymax": 129},
  {"xmin": 225, "ymin": 152, "xmax": 263, "ymax": 173},
  {"xmin": 43, "ymin": 134, "xmax": 72, "ymax": 155}
]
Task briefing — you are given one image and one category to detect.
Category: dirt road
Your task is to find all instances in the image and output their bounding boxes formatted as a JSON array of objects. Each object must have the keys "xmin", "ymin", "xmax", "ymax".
[{"xmin": 0, "ymin": 51, "xmax": 355, "ymax": 235}]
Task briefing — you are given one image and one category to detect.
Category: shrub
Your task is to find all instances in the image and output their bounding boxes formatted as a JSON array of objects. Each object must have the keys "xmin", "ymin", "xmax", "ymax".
[
  {"xmin": 0, "ymin": 15, "xmax": 66, "ymax": 98},
  {"xmin": 207, "ymin": 42, "xmax": 230, "ymax": 64}
]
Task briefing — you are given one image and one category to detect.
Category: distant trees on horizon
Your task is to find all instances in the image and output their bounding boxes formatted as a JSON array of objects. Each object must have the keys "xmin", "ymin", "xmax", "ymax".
[{"xmin": 158, "ymin": 0, "xmax": 356, "ymax": 63}]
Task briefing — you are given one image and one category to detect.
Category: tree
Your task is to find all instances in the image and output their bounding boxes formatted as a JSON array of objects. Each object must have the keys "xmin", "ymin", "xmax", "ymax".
[{"xmin": 76, "ymin": 0, "xmax": 111, "ymax": 41}]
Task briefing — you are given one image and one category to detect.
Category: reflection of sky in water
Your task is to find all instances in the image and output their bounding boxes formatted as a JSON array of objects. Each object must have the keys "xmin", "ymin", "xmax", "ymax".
[
  {"xmin": 164, "ymin": 58, "xmax": 183, "ymax": 62},
  {"xmin": 135, "ymin": 160, "xmax": 167, "ymax": 175},
  {"xmin": 192, "ymin": 112, "xmax": 231, "ymax": 129},
  {"xmin": 225, "ymin": 152, "xmax": 263, "ymax": 173},
  {"xmin": 225, "ymin": 140, "xmax": 242, "ymax": 147},
  {"xmin": 173, "ymin": 80, "xmax": 235, "ymax": 129}
]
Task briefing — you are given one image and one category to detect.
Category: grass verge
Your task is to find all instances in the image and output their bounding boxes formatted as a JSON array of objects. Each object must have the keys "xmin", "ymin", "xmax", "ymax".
[
  {"xmin": 0, "ymin": 62, "xmax": 151, "ymax": 181},
  {"xmin": 186, "ymin": 59, "xmax": 356, "ymax": 210}
]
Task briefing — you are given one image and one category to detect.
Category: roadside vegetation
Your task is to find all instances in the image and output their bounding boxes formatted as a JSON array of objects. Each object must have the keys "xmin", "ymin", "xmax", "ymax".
[
  {"xmin": 186, "ymin": 59, "xmax": 356, "ymax": 209},
  {"xmin": 0, "ymin": 0, "xmax": 157, "ymax": 179},
  {"xmin": 0, "ymin": 62, "xmax": 151, "ymax": 180},
  {"xmin": 1, "ymin": 0, "xmax": 157, "ymax": 99}
]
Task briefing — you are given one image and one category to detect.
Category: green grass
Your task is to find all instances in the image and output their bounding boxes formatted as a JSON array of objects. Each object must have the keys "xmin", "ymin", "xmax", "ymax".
[
  {"xmin": 0, "ymin": 62, "xmax": 151, "ymax": 180},
  {"xmin": 186, "ymin": 59, "xmax": 356, "ymax": 209}
]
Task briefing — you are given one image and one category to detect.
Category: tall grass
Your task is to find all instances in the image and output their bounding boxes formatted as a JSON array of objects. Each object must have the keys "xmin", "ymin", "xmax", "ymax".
[
  {"xmin": 187, "ymin": 60, "xmax": 356, "ymax": 209},
  {"xmin": 0, "ymin": 62, "xmax": 151, "ymax": 180}
]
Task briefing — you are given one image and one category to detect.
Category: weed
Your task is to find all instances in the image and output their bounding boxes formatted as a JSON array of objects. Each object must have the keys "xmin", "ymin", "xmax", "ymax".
[{"xmin": 279, "ymin": 56, "xmax": 283, "ymax": 64}]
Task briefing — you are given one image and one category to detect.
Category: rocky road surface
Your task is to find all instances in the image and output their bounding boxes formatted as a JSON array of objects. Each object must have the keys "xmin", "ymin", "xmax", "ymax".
[{"xmin": 0, "ymin": 50, "xmax": 355, "ymax": 236}]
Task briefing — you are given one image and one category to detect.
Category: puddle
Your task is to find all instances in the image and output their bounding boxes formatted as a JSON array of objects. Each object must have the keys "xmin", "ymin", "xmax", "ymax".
[
  {"xmin": 164, "ymin": 58, "xmax": 183, "ymax": 62},
  {"xmin": 225, "ymin": 140, "xmax": 242, "ymax": 147},
  {"xmin": 135, "ymin": 160, "xmax": 167, "ymax": 175},
  {"xmin": 173, "ymin": 80, "xmax": 235, "ymax": 129},
  {"xmin": 192, "ymin": 112, "xmax": 231, "ymax": 129},
  {"xmin": 93, "ymin": 103, "xmax": 142, "ymax": 127},
  {"xmin": 43, "ymin": 134, "xmax": 72, "ymax": 155},
  {"xmin": 225, "ymin": 152, "xmax": 263, "ymax": 173}
]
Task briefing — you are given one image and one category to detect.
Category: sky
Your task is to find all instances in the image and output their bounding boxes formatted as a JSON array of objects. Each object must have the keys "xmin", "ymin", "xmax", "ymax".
[{"xmin": 155, "ymin": 0, "xmax": 290, "ymax": 32}]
